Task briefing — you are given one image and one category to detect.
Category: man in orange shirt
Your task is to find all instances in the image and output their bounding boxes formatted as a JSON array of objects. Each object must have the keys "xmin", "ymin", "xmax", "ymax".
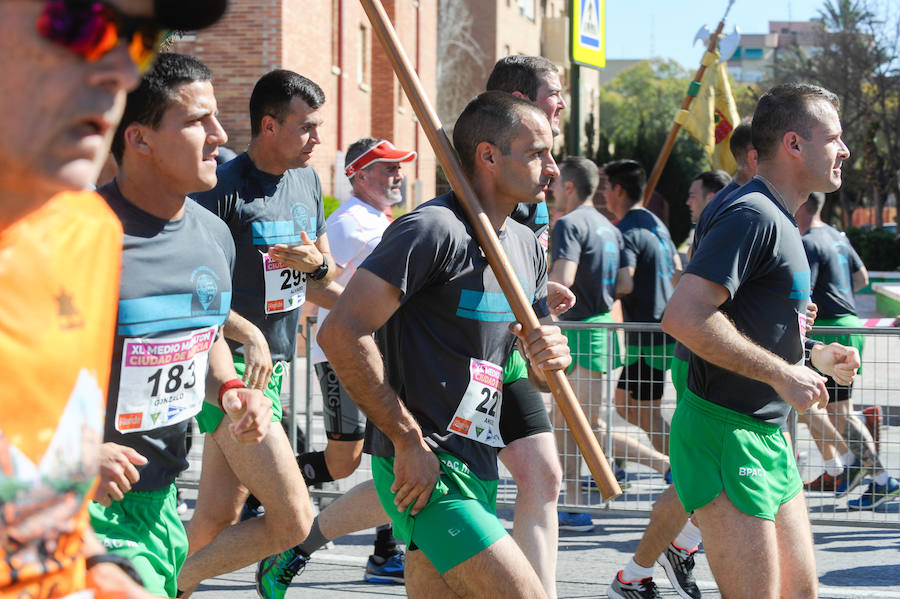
[{"xmin": 0, "ymin": 2, "xmax": 228, "ymax": 597}]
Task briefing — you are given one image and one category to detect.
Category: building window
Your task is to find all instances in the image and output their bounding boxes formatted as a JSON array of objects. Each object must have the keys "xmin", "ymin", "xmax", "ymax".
[
  {"xmin": 358, "ymin": 24, "xmax": 369, "ymax": 87},
  {"xmin": 744, "ymin": 48, "xmax": 764, "ymax": 60},
  {"xmin": 518, "ymin": 0, "xmax": 535, "ymax": 21}
]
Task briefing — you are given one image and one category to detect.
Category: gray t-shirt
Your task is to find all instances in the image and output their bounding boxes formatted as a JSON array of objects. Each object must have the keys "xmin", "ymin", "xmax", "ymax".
[
  {"xmin": 361, "ymin": 193, "xmax": 549, "ymax": 480},
  {"xmin": 617, "ymin": 207, "xmax": 677, "ymax": 347},
  {"xmin": 685, "ymin": 177, "xmax": 811, "ymax": 425},
  {"xmin": 551, "ymin": 205, "xmax": 623, "ymax": 320},
  {"xmin": 802, "ymin": 224, "xmax": 863, "ymax": 319},
  {"xmin": 192, "ymin": 152, "xmax": 325, "ymax": 360},
  {"xmin": 99, "ymin": 181, "xmax": 235, "ymax": 490}
]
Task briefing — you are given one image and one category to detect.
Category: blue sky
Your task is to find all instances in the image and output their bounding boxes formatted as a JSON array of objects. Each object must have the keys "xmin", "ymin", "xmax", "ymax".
[{"xmin": 602, "ymin": 0, "xmax": 897, "ymax": 70}]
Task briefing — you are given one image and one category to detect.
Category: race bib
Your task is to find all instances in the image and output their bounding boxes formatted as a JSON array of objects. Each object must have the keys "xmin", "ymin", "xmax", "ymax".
[
  {"xmin": 263, "ymin": 251, "xmax": 305, "ymax": 314},
  {"xmin": 538, "ymin": 228, "xmax": 550, "ymax": 250},
  {"xmin": 448, "ymin": 358, "xmax": 505, "ymax": 448},
  {"xmin": 115, "ymin": 326, "xmax": 216, "ymax": 433},
  {"xmin": 799, "ymin": 311, "xmax": 808, "ymax": 343}
]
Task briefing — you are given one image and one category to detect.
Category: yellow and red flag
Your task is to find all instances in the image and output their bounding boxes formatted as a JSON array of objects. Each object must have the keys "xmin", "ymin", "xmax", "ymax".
[{"xmin": 676, "ymin": 52, "xmax": 740, "ymax": 173}]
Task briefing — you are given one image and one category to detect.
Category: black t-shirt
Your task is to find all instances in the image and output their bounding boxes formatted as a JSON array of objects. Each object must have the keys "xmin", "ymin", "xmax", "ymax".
[
  {"xmin": 685, "ymin": 177, "xmax": 811, "ymax": 425},
  {"xmin": 550, "ymin": 205, "xmax": 623, "ymax": 320},
  {"xmin": 192, "ymin": 152, "xmax": 326, "ymax": 361},
  {"xmin": 617, "ymin": 207, "xmax": 677, "ymax": 346},
  {"xmin": 802, "ymin": 224, "xmax": 863, "ymax": 319},
  {"xmin": 361, "ymin": 193, "xmax": 549, "ymax": 480},
  {"xmin": 100, "ymin": 181, "xmax": 235, "ymax": 490},
  {"xmin": 510, "ymin": 201, "xmax": 550, "ymax": 250}
]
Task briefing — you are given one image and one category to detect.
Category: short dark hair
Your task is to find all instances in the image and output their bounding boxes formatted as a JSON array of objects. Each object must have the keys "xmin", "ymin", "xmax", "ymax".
[
  {"xmin": 693, "ymin": 170, "xmax": 732, "ymax": 197},
  {"xmin": 345, "ymin": 137, "xmax": 380, "ymax": 168},
  {"xmin": 485, "ymin": 55, "xmax": 558, "ymax": 101},
  {"xmin": 111, "ymin": 53, "xmax": 212, "ymax": 163},
  {"xmin": 559, "ymin": 156, "xmax": 600, "ymax": 201},
  {"xmin": 452, "ymin": 91, "xmax": 546, "ymax": 176},
  {"xmin": 752, "ymin": 83, "xmax": 840, "ymax": 161},
  {"xmin": 603, "ymin": 159, "xmax": 646, "ymax": 205},
  {"xmin": 803, "ymin": 191, "xmax": 825, "ymax": 215},
  {"xmin": 249, "ymin": 70, "xmax": 325, "ymax": 137},
  {"xmin": 729, "ymin": 117, "xmax": 754, "ymax": 158}
]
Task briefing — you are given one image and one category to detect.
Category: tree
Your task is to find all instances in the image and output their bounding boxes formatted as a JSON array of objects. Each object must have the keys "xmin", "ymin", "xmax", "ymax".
[
  {"xmin": 595, "ymin": 59, "xmax": 710, "ymax": 245},
  {"xmin": 767, "ymin": 0, "xmax": 900, "ymax": 230},
  {"xmin": 435, "ymin": 0, "xmax": 486, "ymax": 126}
]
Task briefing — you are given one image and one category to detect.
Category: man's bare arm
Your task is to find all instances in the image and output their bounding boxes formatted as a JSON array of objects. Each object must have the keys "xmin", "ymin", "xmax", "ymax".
[
  {"xmin": 852, "ymin": 265, "xmax": 869, "ymax": 292},
  {"xmin": 548, "ymin": 258, "xmax": 577, "ymax": 288},
  {"xmin": 615, "ymin": 266, "xmax": 633, "ymax": 297},
  {"xmin": 318, "ymin": 269, "xmax": 437, "ymax": 514},
  {"xmin": 662, "ymin": 273, "xmax": 828, "ymax": 412},
  {"xmin": 306, "ymin": 280, "xmax": 345, "ymax": 310},
  {"xmin": 221, "ymin": 309, "xmax": 272, "ymax": 390}
]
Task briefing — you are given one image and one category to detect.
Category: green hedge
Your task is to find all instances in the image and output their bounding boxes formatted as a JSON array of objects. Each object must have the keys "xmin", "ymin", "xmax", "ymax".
[
  {"xmin": 323, "ymin": 195, "xmax": 340, "ymax": 219},
  {"xmin": 845, "ymin": 228, "xmax": 900, "ymax": 271}
]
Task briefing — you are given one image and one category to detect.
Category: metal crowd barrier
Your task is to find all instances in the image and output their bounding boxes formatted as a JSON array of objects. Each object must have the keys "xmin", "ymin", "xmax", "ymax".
[{"xmin": 298, "ymin": 317, "xmax": 900, "ymax": 527}]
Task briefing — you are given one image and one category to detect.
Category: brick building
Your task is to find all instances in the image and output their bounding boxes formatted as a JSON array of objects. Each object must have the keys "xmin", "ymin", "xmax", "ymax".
[{"xmin": 171, "ymin": 0, "xmax": 436, "ymax": 206}]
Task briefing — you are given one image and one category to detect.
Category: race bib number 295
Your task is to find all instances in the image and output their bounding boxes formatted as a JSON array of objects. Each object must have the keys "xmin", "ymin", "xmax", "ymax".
[{"xmin": 263, "ymin": 252, "xmax": 305, "ymax": 314}]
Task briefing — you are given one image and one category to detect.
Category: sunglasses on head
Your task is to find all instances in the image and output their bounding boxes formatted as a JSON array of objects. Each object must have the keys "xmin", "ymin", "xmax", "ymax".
[{"xmin": 36, "ymin": 0, "xmax": 170, "ymax": 73}]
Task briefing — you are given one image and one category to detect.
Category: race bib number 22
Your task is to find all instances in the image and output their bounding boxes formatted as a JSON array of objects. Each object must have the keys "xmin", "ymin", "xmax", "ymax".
[{"xmin": 448, "ymin": 358, "xmax": 505, "ymax": 447}]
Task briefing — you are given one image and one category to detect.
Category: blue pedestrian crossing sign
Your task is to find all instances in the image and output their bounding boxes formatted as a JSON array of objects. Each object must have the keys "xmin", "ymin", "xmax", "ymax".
[{"xmin": 571, "ymin": 0, "xmax": 605, "ymax": 68}]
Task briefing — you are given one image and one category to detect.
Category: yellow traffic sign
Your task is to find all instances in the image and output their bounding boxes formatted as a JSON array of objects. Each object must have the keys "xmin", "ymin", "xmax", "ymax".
[{"xmin": 571, "ymin": 0, "xmax": 605, "ymax": 68}]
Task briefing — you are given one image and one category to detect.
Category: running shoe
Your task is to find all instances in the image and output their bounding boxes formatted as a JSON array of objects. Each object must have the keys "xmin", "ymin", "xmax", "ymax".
[
  {"xmin": 607, "ymin": 571, "xmax": 661, "ymax": 599},
  {"xmin": 835, "ymin": 464, "xmax": 867, "ymax": 498},
  {"xmin": 255, "ymin": 548, "xmax": 308, "ymax": 599},
  {"xmin": 175, "ymin": 489, "xmax": 188, "ymax": 515},
  {"xmin": 804, "ymin": 472, "xmax": 842, "ymax": 492},
  {"xmin": 847, "ymin": 477, "xmax": 900, "ymax": 510},
  {"xmin": 664, "ymin": 469, "xmax": 673, "ymax": 485},
  {"xmin": 558, "ymin": 511, "xmax": 595, "ymax": 532},
  {"xmin": 656, "ymin": 544, "xmax": 701, "ymax": 599},
  {"xmin": 364, "ymin": 551, "xmax": 405, "ymax": 583}
]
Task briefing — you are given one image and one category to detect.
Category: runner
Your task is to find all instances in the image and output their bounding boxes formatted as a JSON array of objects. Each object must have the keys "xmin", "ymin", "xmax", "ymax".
[
  {"xmin": 605, "ymin": 160, "xmax": 681, "ymax": 458},
  {"xmin": 486, "ymin": 55, "xmax": 571, "ymax": 596},
  {"xmin": 795, "ymin": 192, "xmax": 899, "ymax": 507},
  {"xmin": 256, "ymin": 138, "xmax": 416, "ymax": 596},
  {"xmin": 663, "ymin": 83, "xmax": 860, "ymax": 599},
  {"xmin": 318, "ymin": 91, "xmax": 570, "ymax": 598},
  {"xmin": 0, "ymin": 2, "xmax": 224, "ymax": 598},
  {"xmin": 89, "ymin": 53, "xmax": 275, "ymax": 597},
  {"xmin": 548, "ymin": 156, "xmax": 670, "ymax": 532},
  {"xmin": 185, "ymin": 69, "xmax": 334, "ymax": 592}
]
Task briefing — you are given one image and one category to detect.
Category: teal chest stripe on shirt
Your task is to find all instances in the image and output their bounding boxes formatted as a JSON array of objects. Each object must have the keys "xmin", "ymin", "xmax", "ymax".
[
  {"xmin": 251, "ymin": 220, "xmax": 317, "ymax": 245},
  {"xmin": 118, "ymin": 292, "xmax": 231, "ymax": 336},
  {"xmin": 456, "ymin": 289, "xmax": 533, "ymax": 322}
]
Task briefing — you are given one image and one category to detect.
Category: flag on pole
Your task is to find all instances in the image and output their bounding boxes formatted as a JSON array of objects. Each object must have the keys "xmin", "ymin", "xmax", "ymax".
[{"xmin": 676, "ymin": 52, "xmax": 740, "ymax": 173}]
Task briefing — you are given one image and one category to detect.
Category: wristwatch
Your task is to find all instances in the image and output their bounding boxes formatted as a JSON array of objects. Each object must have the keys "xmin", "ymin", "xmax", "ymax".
[{"xmin": 309, "ymin": 254, "xmax": 329, "ymax": 281}]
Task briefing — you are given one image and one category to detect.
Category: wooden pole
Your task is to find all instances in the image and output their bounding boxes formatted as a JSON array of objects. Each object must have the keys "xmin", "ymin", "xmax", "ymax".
[
  {"xmin": 359, "ymin": 0, "xmax": 621, "ymax": 500},
  {"xmin": 641, "ymin": 19, "xmax": 727, "ymax": 205}
]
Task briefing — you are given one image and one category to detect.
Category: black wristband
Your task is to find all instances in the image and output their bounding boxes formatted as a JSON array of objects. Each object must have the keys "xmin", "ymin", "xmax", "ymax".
[
  {"xmin": 804, "ymin": 338, "xmax": 823, "ymax": 365},
  {"xmin": 86, "ymin": 553, "xmax": 144, "ymax": 586},
  {"xmin": 309, "ymin": 254, "xmax": 329, "ymax": 281}
]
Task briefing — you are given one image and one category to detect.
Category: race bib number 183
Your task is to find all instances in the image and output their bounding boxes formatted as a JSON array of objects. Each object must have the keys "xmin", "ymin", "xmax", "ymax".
[
  {"xmin": 448, "ymin": 358, "xmax": 505, "ymax": 448},
  {"xmin": 115, "ymin": 326, "xmax": 216, "ymax": 433}
]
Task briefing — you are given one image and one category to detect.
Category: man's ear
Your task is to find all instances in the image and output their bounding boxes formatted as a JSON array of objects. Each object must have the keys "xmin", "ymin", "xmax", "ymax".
[
  {"xmin": 475, "ymin": 141, "xmax": 498, "ymax": 170},
  {"xmin": 784, "ymin": 131, "xmax": 802, "ymax": 157},
  {"xmin": 511, "ymin": 91, "xmax": 529, "ymax": 101},
  {"xmin": 260, "ymin": 114, "xmax": 279, "ymax": 137},
  {"xmin": 124, "ymin": 124, "xmax": 151, "ymax": 156}
]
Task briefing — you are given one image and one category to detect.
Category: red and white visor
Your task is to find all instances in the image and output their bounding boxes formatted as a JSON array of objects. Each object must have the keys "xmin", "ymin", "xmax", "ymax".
[{"xmin": 345, "ymin": 140, "xmax": 417, "ymax": 179}]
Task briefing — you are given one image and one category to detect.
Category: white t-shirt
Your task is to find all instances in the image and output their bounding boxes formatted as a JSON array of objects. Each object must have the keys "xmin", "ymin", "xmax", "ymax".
[{"xmin": 310, "ymin": 196, "xmax": 391, "ymax": 364}]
